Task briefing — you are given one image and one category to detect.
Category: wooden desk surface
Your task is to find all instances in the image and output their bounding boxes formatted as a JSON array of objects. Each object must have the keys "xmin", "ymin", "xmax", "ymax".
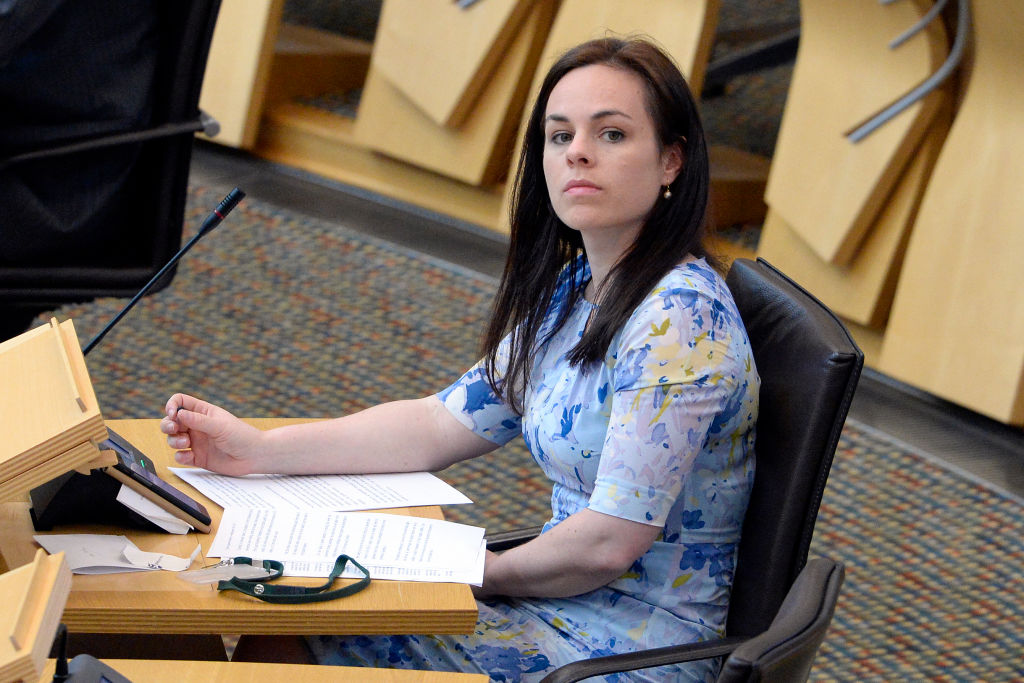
[
  {"xmin": 1, "ymin": 419, "xmax": 478, "ymax": 635},
  {"xmin": 41, "ymin": 658, "xmax": 489, "ymax": 682}
]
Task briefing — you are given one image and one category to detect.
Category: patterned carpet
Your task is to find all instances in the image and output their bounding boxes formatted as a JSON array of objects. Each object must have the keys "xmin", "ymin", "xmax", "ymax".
[{"xmin": 37, "ymin": 185, "xmax": 1024, "ymax": 681}]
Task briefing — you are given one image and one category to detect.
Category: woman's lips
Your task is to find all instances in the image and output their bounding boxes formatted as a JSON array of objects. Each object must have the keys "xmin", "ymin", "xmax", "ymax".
[{"xmin": 563, "ymin": 179, "xmax": 600, "ymax": 195}]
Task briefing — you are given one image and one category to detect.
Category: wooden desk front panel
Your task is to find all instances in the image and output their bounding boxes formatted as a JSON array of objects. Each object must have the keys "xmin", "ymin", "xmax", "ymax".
[
  {"xmin": 41, "ymin": 659, "xmax": 489, "ymax": 682},
  {"xmin": 1, "ymin": 419, "xmax": 478, "ymax": 635}
]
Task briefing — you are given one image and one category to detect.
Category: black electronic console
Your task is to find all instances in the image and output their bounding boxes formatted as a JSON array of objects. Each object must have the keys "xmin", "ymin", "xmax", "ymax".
[
  {"xmin": 99, "ymin": 428, "xmax": 212, "ymax": 532},
  {"xmin": 29, "ymin": 188, "xmax": 245, "ymax": 536},
  {"xmin": 29, "ymin": 429, "xmax": 212, "ymax": 534}
]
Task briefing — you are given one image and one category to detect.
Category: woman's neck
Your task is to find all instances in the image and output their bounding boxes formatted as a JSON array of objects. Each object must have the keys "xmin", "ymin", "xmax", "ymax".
[{"xmin": 580, "ymin": 228, "xmax": 637, "ymax": 303}]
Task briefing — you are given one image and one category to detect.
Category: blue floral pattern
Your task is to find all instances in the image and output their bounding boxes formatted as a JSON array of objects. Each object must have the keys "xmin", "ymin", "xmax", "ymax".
[{"xmin": 309, "ymin": 258, "xmax": 759, "ymax": 681}]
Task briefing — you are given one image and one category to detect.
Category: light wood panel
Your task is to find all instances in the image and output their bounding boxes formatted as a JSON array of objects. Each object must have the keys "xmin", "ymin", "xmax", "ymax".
[
  {"xmin": 879, "ymin": 1, "xmax": 1024, "ymax": 426},
  {"xmin": 39, "ymin": 659, "xmax": 488, "ymax": 682},
  {"xmin": 372, "ymin": 0, "xmax": 531, "ymax": 128},
  {"xmin": 0, "ymin": 320, "xmax": 107, "ymax": 503},
  {"xmin": 758, "ymin": 104, "xmax": 950, "ymax": 328},
  {"xmin": 257, "ymin": 104, "xmax": 506, "ymax": 228},
  {"xmin": 708, "ymin": 145, "xmax": 770, "ymax": 228},
  {"xmin": 198, "ymin": 0, "xmax": 285, "ymax": 149},
  {"xmin": 1, "ymin": 419, "xmax": 478, "ymax": 635},
  {"xmin": 764, "ymin": 0, "xmax": 946, "ymax": 265},
  {"xmin": 498, "ymin": 0, "xmax": 721, "ymax": 229},
  {"xmin": 354, "ymin": 0, "xmax": 555, "ymax": 186},
  {"xmin": 263, "ymin": 24, "xmax": 372, "ymax": 108},
  {"xmin": 2, "ymin": 552, "xmax": 71, "ymax": 683}
]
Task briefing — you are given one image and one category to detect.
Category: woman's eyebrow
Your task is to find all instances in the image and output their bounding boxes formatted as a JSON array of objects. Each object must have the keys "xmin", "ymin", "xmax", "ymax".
[
  {"xmin": 591, "ymin": 109, "xmax": 632, "ymax": 121},
  {"xmin": 543, "ymin": 109, "xmax": 633, "ymax": 125}
]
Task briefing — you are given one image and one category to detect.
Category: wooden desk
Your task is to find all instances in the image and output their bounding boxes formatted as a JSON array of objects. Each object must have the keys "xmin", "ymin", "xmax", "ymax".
[
  {"xmin": 41, "ymin": 658, "xmax": 488, "ymax": 682},
  {"xmin": 0, "ymin": 419, "xmax": 478, "ymax": 636}
]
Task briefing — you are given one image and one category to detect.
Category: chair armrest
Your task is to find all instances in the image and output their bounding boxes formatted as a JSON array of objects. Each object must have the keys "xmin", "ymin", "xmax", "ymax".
[
  {"xmin": 539, "ymin": 635, "xmax": 749, "ymax": 683},
  {"xmin": 485, "ymin": 526, "xmax": 544, "ymax": 552},
  {"xmin": 0, "ymin": 112, "xmax": 218, "ymax": 170}
]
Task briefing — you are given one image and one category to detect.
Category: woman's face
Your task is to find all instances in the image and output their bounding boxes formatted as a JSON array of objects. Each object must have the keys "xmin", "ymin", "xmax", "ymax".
[{"xmin": 542, "ymin": 64, "xmax": 682, "ymax": 242}]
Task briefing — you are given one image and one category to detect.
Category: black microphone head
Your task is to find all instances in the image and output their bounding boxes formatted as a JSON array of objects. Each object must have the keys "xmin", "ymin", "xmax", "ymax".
[{"xmin": 217, "ymin": 187, "xmax": 246, "ymax": 217}]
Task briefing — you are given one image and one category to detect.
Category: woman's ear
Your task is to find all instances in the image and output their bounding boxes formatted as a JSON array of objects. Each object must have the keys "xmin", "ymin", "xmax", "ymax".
[{"xmin": 661, "ymin": 142, "xmax": 684, "ymax": 185}]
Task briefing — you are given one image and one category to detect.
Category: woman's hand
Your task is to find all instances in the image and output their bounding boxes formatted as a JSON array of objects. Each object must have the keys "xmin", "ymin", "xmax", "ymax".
[{"xmin": 160, "ymin": 393, "xmax": 264, "ymax": 476}]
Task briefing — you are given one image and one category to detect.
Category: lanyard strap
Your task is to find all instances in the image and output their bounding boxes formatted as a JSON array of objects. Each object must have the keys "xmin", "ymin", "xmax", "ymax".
[{"xmin": 217, "ymin": 554, "xmax": 371, "ymax": 604}]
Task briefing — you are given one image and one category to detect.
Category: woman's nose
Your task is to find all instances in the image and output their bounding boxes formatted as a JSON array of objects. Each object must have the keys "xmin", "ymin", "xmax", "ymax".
[{"xmin": 566, "ymin": 137, "xmax": 592, "ymax": 166}]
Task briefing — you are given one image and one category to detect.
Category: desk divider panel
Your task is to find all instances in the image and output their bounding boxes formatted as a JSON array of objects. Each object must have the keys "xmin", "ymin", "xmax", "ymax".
[
  {"xmin": 0, "ymin": 550, "xmax": 72, "ymax": 683},
  {"xmin": 372, "ymin": 0, "xmax": 532, "ymax": 128},
  {"xmin": 354, "ymin": 0, "xmax": 555, "ymax": 186},
  {"xmin": 0, "ymin": 319, "xmax": 107, "ymax": 503},
  {"xmin": 764, "ymin": 0, "xmax": 946, "ymax": 266},
  {"xmin": 757, "ymin": 101, "xmax": 950, "ymax": 329},
  {"xmin": 879, "ymin": 0, "xmax": 1024, "ymax": 426}
]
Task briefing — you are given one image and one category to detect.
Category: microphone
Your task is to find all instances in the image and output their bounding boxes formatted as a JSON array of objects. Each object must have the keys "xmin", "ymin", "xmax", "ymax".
[
  {"xmin": 27, "ymin": 188, "xmax": 246, "ymax": 536},
  {"xmin": 82, "ymin": 187, "xmax": 245, "ymax": 355}
]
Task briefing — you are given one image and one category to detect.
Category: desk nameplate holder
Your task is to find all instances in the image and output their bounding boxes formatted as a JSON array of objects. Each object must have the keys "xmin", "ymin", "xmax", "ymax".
[
  {"xmin": 0, "ymin": 319, "xmax": 111, "ymax": 505},
  {"xmin": 0, "ymin": 549, "xmax": 72, "ymax": 683}
]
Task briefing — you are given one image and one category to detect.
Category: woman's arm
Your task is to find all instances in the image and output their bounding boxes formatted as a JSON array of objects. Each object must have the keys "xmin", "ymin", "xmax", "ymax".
[
  {"xmin": 163, "ymin": 393, "xmax": 497, "ymax": 476},
  {"xmin": 474, "ymin": 509, "xmax": 661, "ymax": 599}
]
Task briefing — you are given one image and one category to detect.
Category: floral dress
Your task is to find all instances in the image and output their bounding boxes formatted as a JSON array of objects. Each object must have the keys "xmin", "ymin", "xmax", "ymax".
[{"xmin": 308, "ymin": 257, "xmax": 760, "ymax": 681}]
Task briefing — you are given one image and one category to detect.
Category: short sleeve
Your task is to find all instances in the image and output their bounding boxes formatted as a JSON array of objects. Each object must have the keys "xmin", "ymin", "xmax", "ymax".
[
  {"xmin": 588, "ymin": 283, "xmax": 751, "ymax": 526},
  {"xmin": 436, "ymin": 335, "xmax": 522, "ymax": 446}
]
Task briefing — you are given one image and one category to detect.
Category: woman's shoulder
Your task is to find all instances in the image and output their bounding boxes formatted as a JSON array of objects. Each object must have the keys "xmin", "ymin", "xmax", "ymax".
[
  {"xmin": 610, "ymin": 258, "xmax": 753, "ymax": 389},
  {"xmin": 634, "ymin": 258, "xmax": 740, "ymax": 328}
]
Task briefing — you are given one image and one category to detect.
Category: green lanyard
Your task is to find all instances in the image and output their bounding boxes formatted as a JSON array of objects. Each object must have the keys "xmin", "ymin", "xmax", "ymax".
[{"xmin": 217, "ymin": 554, "xmax": 371, "ymax": 604}]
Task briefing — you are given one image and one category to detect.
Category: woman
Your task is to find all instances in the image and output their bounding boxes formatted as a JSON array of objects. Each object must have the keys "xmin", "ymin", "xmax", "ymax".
[{"xmin": 162, "ymin": 37, "xmax": 759, "ymax": 682}]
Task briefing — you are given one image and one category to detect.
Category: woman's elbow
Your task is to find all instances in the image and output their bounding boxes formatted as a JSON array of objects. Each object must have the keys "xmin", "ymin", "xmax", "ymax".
[
  {"xmin": 592, "ymin": 538, "xmax": 653, "ymax": 577},
  {"xmin": 583, "ymin": 519, "xmax": 660, "ymax": 577}
]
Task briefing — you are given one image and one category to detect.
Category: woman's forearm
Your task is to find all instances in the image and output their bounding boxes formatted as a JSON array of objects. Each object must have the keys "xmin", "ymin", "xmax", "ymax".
[
  {"xmin": 248, "ymin": 395, "xmax": 496, "ymax": 475},
  {"xmin": 474, "ymin": 508, "xmax": 661, "ymax": 599}
]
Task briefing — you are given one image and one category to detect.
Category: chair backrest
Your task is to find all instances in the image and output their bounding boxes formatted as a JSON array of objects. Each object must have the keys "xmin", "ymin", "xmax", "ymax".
[
  {"xmin": 0, "ymin": 0, "xmax": 221, "ymax": 313},
  {"xmin": 724, "ymin": 258, "xmax": 863, "ymax": 637},
  {"xmin": 718, "ymin": 557, "xmax": 845, "ymax": 683}
]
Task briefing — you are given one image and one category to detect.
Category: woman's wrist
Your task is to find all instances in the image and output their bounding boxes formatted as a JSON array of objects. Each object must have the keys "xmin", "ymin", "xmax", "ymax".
[{"xmin": 242, "ymin": 424, "xmax": 280, "ymax": 474}]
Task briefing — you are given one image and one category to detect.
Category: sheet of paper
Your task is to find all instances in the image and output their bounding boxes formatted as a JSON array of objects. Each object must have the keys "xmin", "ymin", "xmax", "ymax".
[
  {"xmin": 33, "ymin": 534, "xmax": 200, "ymax": 574},
  {"xmin": 116, "ymin": 485, "xmax": 192, "ymax": 534},
  {"xmin": 208, "ymin": 508, "xmax": 485, "ymax": 584},
  {"xmin": 170, "ymin": 468, "xmax": 472, "ymax": 512}
]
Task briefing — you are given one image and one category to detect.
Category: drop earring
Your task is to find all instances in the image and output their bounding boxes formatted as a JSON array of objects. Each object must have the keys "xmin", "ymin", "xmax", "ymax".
[{"xmin": 663, "ymin": 185, "xmax": 672, "ymax": 200}]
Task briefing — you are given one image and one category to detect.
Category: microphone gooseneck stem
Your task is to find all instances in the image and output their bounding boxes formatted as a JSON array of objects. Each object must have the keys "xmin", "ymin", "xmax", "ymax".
[{"xmin": 82, "ymin": 187, "xmax": 245, "ymax": 356}]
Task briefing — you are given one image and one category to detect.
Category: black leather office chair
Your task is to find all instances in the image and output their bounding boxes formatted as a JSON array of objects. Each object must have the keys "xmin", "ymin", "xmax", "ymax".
[
  {"xmin": 717, "ymin": 558, "xmax": 844, "ymax": 683},
  {"xmin": 0, "ymin": 0, "xmax": 222, "ymax": 340},
  {"xmin": 487, "ymin": 258, "xmax": 863, "ymax": 682}
]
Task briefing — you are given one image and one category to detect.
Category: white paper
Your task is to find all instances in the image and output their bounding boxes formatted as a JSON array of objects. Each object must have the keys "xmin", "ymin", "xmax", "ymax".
[
  {"xmin": 116, "ymin": 485, "xmax": 192, "ymax": 534},
  {"xmin": 169, "ymin": 468, "xmax": 472, "ymax": 512},
  {"xmin": 208, "ymin": 508, "xmax": 485, "ymax": 584},
  {"xmin": 33, "ymin": 534, "xmax": 200, "ymax": 574}
]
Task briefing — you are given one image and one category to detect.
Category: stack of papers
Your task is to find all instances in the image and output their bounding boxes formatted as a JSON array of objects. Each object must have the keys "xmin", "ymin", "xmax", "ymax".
[
  {"xmin": 170, "ymin": 469, "xmax": 472, "ymax": 511},
  {"xmin": 210, "ymin": 508, "xmax": 485, "ymax": 585},
  {"xmin": 172, "ymin": 468, "xmax": 486, "ymax": 584}
]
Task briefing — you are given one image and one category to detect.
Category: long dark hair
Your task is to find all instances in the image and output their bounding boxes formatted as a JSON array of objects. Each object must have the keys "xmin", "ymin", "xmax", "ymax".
[{"xmin": 482, "ymin": 37, "xmax": 714, "ymax": 414}]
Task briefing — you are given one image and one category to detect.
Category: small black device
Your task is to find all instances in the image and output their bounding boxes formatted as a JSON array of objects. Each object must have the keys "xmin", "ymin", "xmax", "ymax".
[
  {"xmin": 51, "ymin": 624, "xmax": 133, "ymax": 682},
  {"xmin": 29, "ymin": 428, "xmax": 212, "ymax": 534},
  {"xmin": 99, "ymin": 428, "xmax": 212, "ymax": 533}
]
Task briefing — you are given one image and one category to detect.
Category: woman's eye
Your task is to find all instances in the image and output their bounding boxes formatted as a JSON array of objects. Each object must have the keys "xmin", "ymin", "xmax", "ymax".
[
  {"xmin": 550, "ymin": 131, "xmax": 572, "ymax": 144},
  {"xmin": 601, "ymin": 130, "xmax": 625, "ymax": 142}
]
